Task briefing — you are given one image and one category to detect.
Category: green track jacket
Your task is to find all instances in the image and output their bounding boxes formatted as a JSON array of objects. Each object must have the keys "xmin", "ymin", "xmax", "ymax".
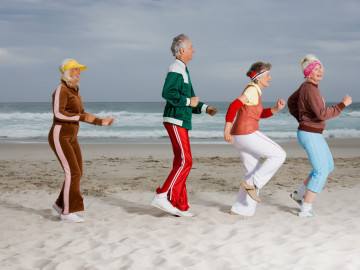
[{"xmin": 162, "ymin": 59, "xmax": 208, "ymax": 130}]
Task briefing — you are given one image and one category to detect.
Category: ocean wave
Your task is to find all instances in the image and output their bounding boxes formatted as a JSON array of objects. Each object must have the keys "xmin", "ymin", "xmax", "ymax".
[
  {"xmin": 323, "ymin": 129, "xmax": 360, "ymax": 138},
  {"xmin": 341, "ymin": 111, "xmax": 360, "ymax": 117},
  {"xmin": 1, "ymin": 102, "xmax": 360, "ymax": 142},
  {"xmin": 0, "ymin": 112, "xmax": 53, "ymax": 121}
]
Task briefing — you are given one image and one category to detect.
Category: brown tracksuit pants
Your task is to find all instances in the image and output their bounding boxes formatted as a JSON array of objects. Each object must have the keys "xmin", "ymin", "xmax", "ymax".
[{"xmin": 48, "ymin": 123, "xmax": 84, "ymax": 214}]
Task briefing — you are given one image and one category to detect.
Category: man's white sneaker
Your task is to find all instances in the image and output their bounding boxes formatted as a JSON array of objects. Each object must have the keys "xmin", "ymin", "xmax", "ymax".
[
  {"xmin": 290, "ymin": 190, "xmax": 304, "ymax": 206},
  {"xmin": 60, "ymin": 213, "xmax": 85, "ymax": 223},
  {"xmin": 176, "ymin": 209, "xmax": 194, "ymax": 217},
  {"xmin": 298, "ymin": 209, "xmax": 316, "ymax": 217},
  {"xmin": 150, "ymin": 195, "xmax": 178, "ymax": 215},
  {"xmin": 52, "ymin": 203, "xmax": 62, "ymax": 215}
]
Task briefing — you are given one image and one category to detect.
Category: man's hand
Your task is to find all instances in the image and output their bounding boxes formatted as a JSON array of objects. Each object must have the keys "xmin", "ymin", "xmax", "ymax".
[
  {"xmin": 190, "ymin": 97, "xmax": 199, "ymax": 107},
  {"xmin": 207, "ymin": 107, "xmax": 218, "ymax": 116}
]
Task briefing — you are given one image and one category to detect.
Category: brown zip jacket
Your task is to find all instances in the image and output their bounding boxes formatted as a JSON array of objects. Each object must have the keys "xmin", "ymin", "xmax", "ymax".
[{"xmin": 51, "ymin": 81, "xmax": 102, "ymax": 125}]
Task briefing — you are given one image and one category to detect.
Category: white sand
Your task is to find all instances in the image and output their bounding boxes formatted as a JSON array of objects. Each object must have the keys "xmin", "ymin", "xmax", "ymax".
[{"xmin": 0, "ymin": 139, "xmax": 359, "ymax": 269}]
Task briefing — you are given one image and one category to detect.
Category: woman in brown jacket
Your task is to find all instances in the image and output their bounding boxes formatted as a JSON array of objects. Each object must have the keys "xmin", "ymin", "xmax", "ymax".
[
  {"xmin": 48, "ymin": 59, "xmax": 114, "ymax": 223},
  {"xmin": 288, "ymin": 54, "xmax": 352, "ymax": 217}
]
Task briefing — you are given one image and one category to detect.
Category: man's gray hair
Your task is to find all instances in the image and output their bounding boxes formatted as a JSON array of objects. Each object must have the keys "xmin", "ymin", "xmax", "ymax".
[{"xmin": 171, "ymin": 34, "xmax": 189, "ymax": 57}]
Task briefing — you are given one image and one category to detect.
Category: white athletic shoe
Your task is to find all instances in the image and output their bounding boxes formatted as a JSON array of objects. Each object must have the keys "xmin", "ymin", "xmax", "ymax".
[
  {"xmin": 176, "ymin": 209, "xmax": 194, "ymax": 217},
  {"xmin": 298, "ymin": 209, "xmax": 316, "ymax": 217},
  {"xmin": 150, "ymin": 195, "xmax": 178, "ymax": 215},
  {"xmin": 52, "ymin": 203, "xmax": 62, "ymax": 215},
  {"xmin": 60, "ymin": 213, "xmax": 85, "ymax": 223},
  {"xmin": 290, "ymin": 190, "xmax": 304, "ymax": 206}
]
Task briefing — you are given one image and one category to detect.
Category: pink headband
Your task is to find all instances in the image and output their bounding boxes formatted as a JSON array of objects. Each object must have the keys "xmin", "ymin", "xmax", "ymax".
[{"xmin": 303, "ymin": 60, "xmax": 321, "ymax": 77}]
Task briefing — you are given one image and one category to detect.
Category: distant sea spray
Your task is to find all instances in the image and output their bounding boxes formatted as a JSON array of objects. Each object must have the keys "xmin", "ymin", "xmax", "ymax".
[{"xmin": 1, "ymin": 102, "xmax": 359, "ymax": 144}]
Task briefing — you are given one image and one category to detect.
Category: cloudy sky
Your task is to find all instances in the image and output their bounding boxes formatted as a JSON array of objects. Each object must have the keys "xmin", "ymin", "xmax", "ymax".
[{"xmin": 1, "ymin": 0, "xmax": 360, "ymax": 102}]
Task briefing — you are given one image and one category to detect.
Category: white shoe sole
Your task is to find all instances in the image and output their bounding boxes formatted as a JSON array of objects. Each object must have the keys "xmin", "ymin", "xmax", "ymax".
[
  {"xmin": 176, "ymin": 210, "xmax": 194, "ymax": 217},
  {"xmin": 150, "ymin": 198, "xmax": 178, "ymax": 215},
  {"xmin": 60, "ymin": 214, "xmax": 85, "ymax": 223},
  {"xmin": 298, "ymin": 210, "xmax": 316, "ymax": 217}
]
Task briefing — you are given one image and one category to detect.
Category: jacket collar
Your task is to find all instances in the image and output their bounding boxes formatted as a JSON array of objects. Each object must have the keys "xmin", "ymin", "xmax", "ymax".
[{"xmin": 175, "ymin": 58, "xmax": 186, "ymax": 68}]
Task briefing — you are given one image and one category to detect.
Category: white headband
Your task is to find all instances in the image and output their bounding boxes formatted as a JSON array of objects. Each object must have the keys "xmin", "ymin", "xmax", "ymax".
[{"xmin": 250, "ymin": 70, "xmax": 269, "ymax": 81}]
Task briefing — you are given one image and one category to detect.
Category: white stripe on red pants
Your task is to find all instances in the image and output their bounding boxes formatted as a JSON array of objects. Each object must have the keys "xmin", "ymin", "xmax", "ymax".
[{"xmin": 156, "ymin": 123, "xmax": 192, "ymax": 211}]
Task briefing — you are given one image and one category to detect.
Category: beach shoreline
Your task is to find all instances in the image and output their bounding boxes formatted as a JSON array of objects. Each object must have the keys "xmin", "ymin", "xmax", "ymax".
[{"xmin": 1, "ymin": 137, "xmax": 360, "ymax": 158}]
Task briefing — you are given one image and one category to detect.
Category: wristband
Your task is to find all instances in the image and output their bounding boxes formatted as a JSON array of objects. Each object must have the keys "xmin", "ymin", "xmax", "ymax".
[
  {"xmin": 260, "ymin": 108, "xmax": 273, "ymax": 118},
  {"xmin": 225, "ymin": 99, "xmax": 243, "ymax": 123}
]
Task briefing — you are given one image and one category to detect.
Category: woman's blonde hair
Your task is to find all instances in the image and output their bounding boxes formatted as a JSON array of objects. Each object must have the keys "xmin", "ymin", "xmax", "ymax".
[{"xmin": 301, "ymin": 54, "xmax": 322, "ymax": 74}]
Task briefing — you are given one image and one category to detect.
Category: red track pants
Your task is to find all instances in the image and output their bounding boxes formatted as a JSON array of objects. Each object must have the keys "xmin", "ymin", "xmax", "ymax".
[{"xmin": 156, "ymin": 123, "xmax": 193, "ymax": 211}]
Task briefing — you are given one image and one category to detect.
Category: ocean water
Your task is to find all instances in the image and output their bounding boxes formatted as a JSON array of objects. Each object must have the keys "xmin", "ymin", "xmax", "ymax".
[{"xmin": 0, "ymin": 102, "xmax": 359, "ymax": 144}]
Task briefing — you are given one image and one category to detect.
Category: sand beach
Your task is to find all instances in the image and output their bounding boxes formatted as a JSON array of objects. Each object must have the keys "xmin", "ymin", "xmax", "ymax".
[{"xmin": 0, "ymin": 139, "xmax": 359, "ymax": 269}]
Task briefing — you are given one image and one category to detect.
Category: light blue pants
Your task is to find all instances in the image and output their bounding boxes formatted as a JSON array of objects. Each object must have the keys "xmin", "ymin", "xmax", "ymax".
[{"xmin": 297, "ymin": 130, "xmax": 334, "ymax": 193}]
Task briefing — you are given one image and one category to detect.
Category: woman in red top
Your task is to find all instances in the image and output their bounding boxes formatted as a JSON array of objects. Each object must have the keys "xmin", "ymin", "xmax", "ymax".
[
  {"xmin": 48, "ymin": 59, "xmax": 115, "ymax": 223},
  {"xmin": 224, "ymin": 62, "xmax": 286, "ymax": 217}
]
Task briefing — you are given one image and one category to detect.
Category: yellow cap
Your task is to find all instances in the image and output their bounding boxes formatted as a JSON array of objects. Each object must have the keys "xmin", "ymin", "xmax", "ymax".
[{"xmin": 61, "ymin": 60, "xmax": 87, "ymax": 74}]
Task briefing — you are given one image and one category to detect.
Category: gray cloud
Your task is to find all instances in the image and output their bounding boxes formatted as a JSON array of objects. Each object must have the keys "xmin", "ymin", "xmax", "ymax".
[{"xmin": 1, "ymin": 0, "xmax": 359, "ymax": 102}]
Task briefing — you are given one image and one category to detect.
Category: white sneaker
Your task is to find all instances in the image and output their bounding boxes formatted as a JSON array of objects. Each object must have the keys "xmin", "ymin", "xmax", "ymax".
[
  {"xmin": 290, "ymin": 191, "xmax": 304, "ymax": 206},
  {"xmin": 60, "ymin": 213, "xmax": 85, "ymax": 223},
  {"xmin": 176, "ymin": 209, "xmax": 194, "ymax": 217},
  {"xmin": 150, "ymin": 195, "xmax": 178, "ymax": 215},
  {"xmin": 52, "ymin": 203, "xmax": 62, "ymax": 215},
  {"xmin": 298, "ymin": 209, "xmax": 316, "ymax": 217}
]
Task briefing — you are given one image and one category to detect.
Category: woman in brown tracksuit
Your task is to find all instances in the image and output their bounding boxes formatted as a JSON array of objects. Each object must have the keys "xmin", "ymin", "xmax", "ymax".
[{"xmin": 48, "ymin": 59, "xmax": 114, "ymax": 223}]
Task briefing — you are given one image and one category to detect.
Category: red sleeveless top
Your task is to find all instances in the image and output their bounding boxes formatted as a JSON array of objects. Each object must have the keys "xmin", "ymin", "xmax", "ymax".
[{"xmin": 230, "ymin": 85, "xmax": 263, "ymax": 135}]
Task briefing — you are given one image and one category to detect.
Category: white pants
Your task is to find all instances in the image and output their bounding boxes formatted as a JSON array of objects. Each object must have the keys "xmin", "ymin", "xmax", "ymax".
[{"xmin": 231, "ymin": 131, "xmax": 286, "ymax": 216}]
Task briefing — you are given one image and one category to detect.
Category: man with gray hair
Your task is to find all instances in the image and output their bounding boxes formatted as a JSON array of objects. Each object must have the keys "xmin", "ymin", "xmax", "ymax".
[{"xmin": 150, "ymin": 34, "xmax": 218, "ymax": 217}]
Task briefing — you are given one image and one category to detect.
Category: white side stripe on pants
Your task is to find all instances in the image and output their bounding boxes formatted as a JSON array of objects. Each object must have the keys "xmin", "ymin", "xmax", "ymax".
[
  {"xmin": 168, "ymin": 125, "xmax": 186, "ymax": 200},
  {"xmin": 53, "ymin": 125, "xmax": 71, "ymax": 213}
]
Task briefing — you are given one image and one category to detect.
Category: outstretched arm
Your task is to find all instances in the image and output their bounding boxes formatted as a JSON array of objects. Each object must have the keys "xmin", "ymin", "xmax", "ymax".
[{"xmin": 261, "ymin": 98, "xmax": 286, "ymax": 118}]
